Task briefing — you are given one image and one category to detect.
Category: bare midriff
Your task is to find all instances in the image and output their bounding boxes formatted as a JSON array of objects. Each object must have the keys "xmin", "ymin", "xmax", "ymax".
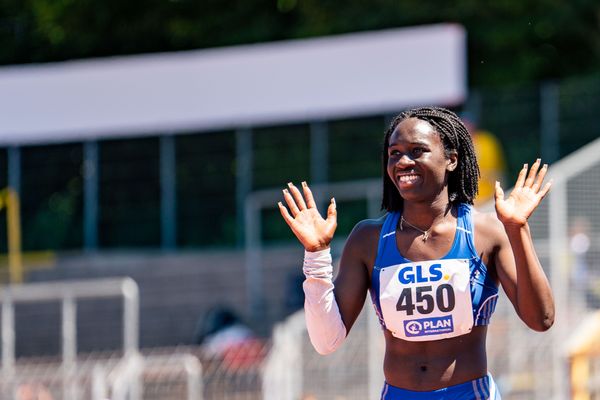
[{"xmin": 382, "ymin": 325, "xmax": 488, "ymax": 391}]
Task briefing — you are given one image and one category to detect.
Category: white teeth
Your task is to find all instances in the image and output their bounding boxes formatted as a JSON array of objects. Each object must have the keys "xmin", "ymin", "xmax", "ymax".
[{"xmin": 398, "ymin": 174, "xmax": 418, "ymax": 183}]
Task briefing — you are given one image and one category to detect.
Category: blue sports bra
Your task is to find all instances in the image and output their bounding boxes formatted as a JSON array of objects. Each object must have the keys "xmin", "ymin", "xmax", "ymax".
[{"xmin": 370, "ymin": 204, "xmax": 499, "ymax": 341}]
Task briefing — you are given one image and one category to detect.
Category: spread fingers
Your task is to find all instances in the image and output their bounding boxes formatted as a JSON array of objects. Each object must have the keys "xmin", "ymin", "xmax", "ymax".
[
  {"xmin": 282, "ymin": 188, "xmax": 300, "ymax": 216},
  {"xmin": 531, "ymin": 163, "xmax": 548, "ymax": 192},
  {"xmin": 287, "ymin": 182, "xmax": 307, "ymax": 210},
  {"xmin": 301, "ymin": 181, "xmax": 317, "ymax": 209},
  {"xmin": 524, "ymin": 158, "xmax": 541, "ymax": 187},
  {"xmin": 515, "ymin": 163, "xmax": 528, "ymax": 188},
  {"xmin": 278, "ymin": 201, "xmax": 295, "ymax": 226}
]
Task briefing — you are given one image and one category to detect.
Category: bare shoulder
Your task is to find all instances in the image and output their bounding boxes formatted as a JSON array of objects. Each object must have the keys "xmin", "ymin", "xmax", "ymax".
[
  {"xmin": 343, "ymin": 215, "xmax": 387, "ymax": 265},
  {"xmin": 471, "ymin": 207, "xmax": 507, "ymax": 247},
  {"xmin": 346, "ymin": 215, "xmax": 386, "ymax": 247}
]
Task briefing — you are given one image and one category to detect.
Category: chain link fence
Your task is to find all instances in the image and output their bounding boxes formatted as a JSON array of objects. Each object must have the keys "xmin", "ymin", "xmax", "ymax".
[
  {"xmin": 2, "ymin": 137, "xmax": 599, "ymax": 398},
  {"xmin": 2, "ymin": 75, "xmax": 600, "ymax": 254}
]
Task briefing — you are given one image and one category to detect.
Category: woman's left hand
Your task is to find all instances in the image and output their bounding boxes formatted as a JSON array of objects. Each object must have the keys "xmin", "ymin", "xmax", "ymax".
[{"xmin": 494, "ymin": 159, "xmax": 552, "ymax": 227}]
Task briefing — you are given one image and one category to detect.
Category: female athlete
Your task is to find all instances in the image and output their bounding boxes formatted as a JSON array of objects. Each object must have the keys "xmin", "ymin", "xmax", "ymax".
[{"xmin": 278, "ymin": 107, "xmax": 554, "ymax": 399}]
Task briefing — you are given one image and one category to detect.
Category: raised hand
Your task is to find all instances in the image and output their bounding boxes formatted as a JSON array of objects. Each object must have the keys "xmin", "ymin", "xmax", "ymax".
[
  {"xmin": 278, "ymin": 182, "xmax": 337, "ymax": 252},
  {"xmin": 494, "ymin": 159, "xmax": 552, "ymax": 227}
]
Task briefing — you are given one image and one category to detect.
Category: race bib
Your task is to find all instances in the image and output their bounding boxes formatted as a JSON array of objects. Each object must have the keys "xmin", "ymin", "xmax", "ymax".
[{"xmin": 378, "ymin": 259, "xmax": 473, "ymax": 341}]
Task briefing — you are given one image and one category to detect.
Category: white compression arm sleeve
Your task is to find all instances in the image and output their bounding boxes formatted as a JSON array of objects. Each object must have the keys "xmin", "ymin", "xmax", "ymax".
[{"xmin": 303, "ymin": 248, "xmax": 347, "ymax": 355}]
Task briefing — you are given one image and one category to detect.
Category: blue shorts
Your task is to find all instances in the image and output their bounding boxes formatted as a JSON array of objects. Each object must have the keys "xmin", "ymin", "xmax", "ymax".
[{"xmin": 381, "ymin": 373, "xmax": 501, "ymax": 400}]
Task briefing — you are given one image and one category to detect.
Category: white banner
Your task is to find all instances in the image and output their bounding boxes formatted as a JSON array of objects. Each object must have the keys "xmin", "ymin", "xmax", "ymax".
[{"xmin": 0, "ymin": 23, "xmax": 466, "ymax": 145}]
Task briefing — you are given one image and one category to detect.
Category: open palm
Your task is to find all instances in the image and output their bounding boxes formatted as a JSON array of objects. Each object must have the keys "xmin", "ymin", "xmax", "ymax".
[
  {"xmin": 495, "ymin": 159, "xmax": 552, "ymax": 226},
  {"xmin": 278, "ymin": 182, "xmax": 337, "ymax": 252}
]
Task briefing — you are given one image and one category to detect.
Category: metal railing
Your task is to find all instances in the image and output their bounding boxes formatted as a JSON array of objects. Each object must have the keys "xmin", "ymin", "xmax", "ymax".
[
  {"xmin": 0, "ymin": 278, "xmax": 206, "ymax": 400},
  {"xmin": 1, "ymin": 277, "xmax": 139, "ymax": 399},
  {"xmin": 8, "ymin": 348, "xmax": 204, "ymax": 400}
]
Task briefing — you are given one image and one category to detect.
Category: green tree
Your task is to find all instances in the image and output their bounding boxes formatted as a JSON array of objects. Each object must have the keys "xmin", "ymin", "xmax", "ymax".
[{"xmin": 1, "ymin": 0, "xmax": 599, "ymax": 86}]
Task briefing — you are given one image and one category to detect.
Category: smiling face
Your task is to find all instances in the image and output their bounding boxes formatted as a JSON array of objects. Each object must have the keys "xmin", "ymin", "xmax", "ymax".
[{"xmin": 386, "ymin": 117, "xmax": 457, "ymax": 203}]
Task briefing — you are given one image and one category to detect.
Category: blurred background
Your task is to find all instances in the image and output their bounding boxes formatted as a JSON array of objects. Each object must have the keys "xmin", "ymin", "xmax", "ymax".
[{"xmin": 0, "ymin": 1, "xmax": 599, "ymax": 399}]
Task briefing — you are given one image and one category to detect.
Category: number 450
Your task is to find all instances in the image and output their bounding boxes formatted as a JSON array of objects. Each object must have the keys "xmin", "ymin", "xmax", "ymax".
[{"xmin": 396, "ymin": 284, "xmax": 455, "ymax": 315}]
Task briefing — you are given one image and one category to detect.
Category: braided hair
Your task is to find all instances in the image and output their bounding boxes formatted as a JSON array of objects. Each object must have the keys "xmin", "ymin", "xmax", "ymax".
[{"xmin": 381, "ymin": 106, "xmax": 480, "ymax": 211}]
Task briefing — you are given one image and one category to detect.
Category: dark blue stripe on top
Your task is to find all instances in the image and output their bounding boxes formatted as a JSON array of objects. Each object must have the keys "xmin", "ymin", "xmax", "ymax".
[{"xmin": 380, "ymin": 374, "xmax": 498, "ymax": 399}]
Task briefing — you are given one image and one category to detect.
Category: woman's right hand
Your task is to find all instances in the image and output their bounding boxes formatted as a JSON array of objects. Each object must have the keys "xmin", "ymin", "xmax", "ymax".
[{"xmin": 278, "ymin": 182, "xmax": 337, "ymax": 252}]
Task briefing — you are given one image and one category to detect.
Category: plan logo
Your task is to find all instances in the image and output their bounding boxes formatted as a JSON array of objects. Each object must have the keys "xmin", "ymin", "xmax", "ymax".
[
  {"xmin": 404, "ymin": 320, "xmax": 423, "ymax": 335},
  {"xmin": 404, "ymin": 316, "xmax": 454, "ymax": 337}
]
